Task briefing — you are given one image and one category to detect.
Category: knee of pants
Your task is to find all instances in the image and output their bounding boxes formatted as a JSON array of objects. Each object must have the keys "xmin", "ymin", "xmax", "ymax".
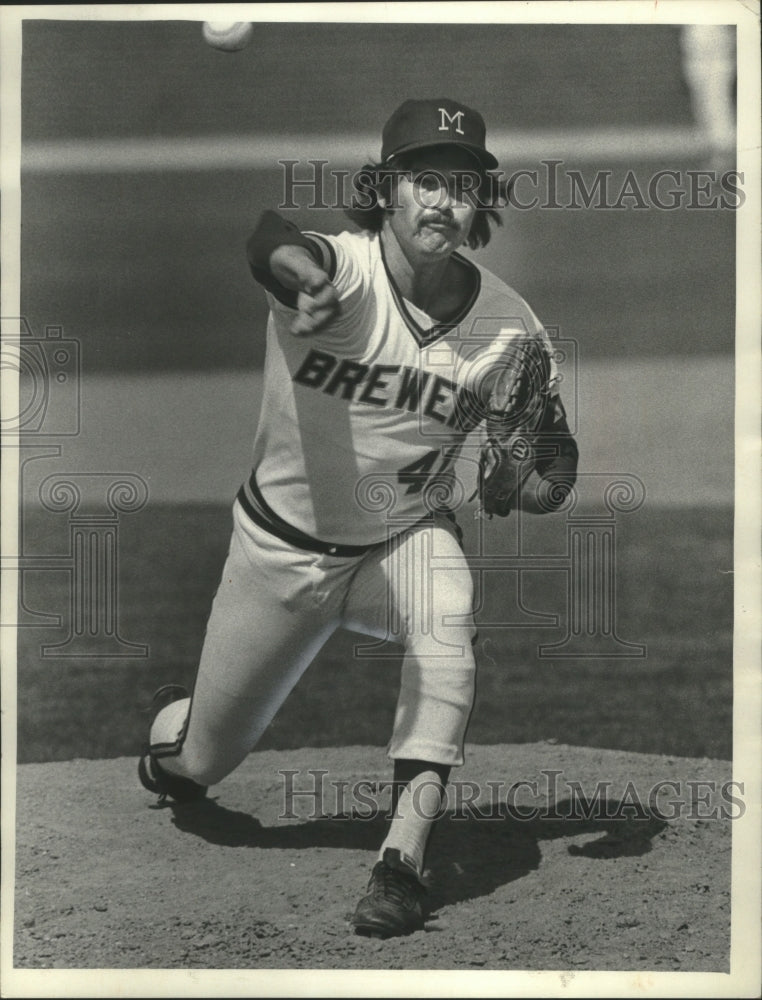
[
  {"xmin": 163, "ymin": 716, "xmax": 255, "ymax": 786},
  {"xmin": 391, "ymin": 654, "xmax": 476, "ymax": 766},
  {"xmin": 174, "ymin": 740, "xmax": 251, "ymax": 787},
  {"xmin": 397, "ymin": 638, "xmax": 477, "ymax": 729},
  {"xmin": 151, "ymin": 695, "xmax": 253, "ymax": 786},
  {"xmin": 400, "ymin": 649, "xmax": 477, "ymax": 699}
]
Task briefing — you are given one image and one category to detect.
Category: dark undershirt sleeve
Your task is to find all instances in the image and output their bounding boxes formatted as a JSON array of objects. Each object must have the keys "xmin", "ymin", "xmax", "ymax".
[
  {"xmin": 246, "ymin": 210, "xmax": 328, "ymax": 308},
  {"xmin": 534, "ymin": 395, "xmax": 579, "ymax": 504}
]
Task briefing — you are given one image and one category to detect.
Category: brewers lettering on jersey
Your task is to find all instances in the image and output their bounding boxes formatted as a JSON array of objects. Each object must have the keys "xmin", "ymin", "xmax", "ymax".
[{"xmin": 138, "ymin": 97, "xmax": 578, "ymax": 939}]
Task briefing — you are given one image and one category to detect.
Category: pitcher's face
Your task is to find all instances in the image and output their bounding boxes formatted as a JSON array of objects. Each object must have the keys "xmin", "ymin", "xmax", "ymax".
[{"xmin": 383, "ymin": 146, "xmax": 481, "ymax": 259}]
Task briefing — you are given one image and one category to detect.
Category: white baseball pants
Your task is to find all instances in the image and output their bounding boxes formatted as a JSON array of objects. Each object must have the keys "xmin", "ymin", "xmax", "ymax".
[{"xmin": 151, "ymin": 499, "xmax": 477, "ymax": 785}]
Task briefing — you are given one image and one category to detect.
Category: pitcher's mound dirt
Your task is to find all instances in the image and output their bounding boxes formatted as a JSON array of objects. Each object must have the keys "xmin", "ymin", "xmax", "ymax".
[{"xmin": 13, "ymin": 743, "xmax": 733, "ymax": 974}]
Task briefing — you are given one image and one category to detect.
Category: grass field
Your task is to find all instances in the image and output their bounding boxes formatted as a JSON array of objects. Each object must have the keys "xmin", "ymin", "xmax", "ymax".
[{"xmin": 15, "ymin": 502, "xmax": 733, "ymax": 764}]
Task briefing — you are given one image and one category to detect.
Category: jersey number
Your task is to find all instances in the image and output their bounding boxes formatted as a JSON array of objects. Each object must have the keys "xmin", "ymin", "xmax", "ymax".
[{"xmin": 398, "ymin": 447, "xmax": 457, "ymax": 495}]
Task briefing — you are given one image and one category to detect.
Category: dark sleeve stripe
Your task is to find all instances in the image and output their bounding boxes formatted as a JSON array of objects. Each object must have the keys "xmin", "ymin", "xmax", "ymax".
[{"xmin": 303, "ymin": 232, "xmax": 338, "ymax": 282}]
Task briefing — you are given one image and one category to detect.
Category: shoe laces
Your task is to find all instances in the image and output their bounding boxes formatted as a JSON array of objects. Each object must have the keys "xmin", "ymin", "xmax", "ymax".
[{"xmin": 370, "ymin": 859, "xmax": 423, "ymax": 907}]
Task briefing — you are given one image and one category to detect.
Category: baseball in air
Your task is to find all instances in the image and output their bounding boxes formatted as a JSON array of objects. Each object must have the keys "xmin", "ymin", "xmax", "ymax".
[{"xmin": 202, "ymin": 21, "xmax": 254, "ymax": 52}]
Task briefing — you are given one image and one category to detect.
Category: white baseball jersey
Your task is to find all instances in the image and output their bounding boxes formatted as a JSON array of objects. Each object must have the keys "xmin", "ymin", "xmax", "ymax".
[
  {"xmin": 243, "ymin": 228, "xmax": 557, "ymax": 547},
  {"xmin": 151, "ymin": 226, "xmax": 558, "ymax": 793}
]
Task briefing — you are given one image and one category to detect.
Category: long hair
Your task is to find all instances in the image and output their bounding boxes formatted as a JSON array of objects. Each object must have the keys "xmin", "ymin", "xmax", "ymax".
[{"xmin": 344, "ymin": 152, "xmax": 509, "ymax": 250}]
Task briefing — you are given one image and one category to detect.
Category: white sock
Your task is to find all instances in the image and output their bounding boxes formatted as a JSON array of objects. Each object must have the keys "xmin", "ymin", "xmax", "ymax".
[{"xmin": 378, "ymin": 770, "xmax": 446, "ymax": 877}]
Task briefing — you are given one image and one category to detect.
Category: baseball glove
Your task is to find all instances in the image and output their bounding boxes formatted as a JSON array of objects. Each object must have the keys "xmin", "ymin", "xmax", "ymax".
[{"xmin": 476, "ymin": 335, "xmax": 553, "ymax": 518}]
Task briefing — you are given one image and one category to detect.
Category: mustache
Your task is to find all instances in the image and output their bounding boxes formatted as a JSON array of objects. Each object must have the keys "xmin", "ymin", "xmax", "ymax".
[{"xmin": 420, "ymin": 210, "xmax": 455, "ymax": 226}]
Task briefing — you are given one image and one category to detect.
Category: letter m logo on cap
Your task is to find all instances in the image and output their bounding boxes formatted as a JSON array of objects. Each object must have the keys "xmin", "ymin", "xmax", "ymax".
[{"xmin": 438, "ymin": 107, "xmax": 465, "ymax": 135}]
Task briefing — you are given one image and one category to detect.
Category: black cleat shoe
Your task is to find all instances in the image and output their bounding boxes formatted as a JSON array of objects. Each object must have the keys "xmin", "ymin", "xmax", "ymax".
[
  {"xmin": 351, "ymin": 848, "xmax": 427, "ymax": 938},
  {"xmin": 137, "ymin": 685, "xmax": 207, "ymax": 804}
]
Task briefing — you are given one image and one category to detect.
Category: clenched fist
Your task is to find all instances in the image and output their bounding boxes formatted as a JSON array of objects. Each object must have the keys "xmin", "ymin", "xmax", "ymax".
[{"xmin": 269, "ymin": 245, "xmax": 341, "ymax": 336}]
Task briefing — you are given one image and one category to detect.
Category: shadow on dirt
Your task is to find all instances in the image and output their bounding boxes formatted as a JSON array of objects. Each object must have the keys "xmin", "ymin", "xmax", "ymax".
[{"xmin": 169, "ymin": 796, "xmax": 667, "ymax": 913}]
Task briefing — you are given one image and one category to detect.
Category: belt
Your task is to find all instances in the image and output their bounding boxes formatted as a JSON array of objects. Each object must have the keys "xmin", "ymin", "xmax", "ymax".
[{"xmin": 236, "ymin": 471, "xmax": 383, "ymax": 557}]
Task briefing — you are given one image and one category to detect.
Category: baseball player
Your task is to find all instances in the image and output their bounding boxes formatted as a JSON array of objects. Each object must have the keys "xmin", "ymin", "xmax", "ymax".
[{"xmin": 139, "ymin": 97, "xmax": 578, "ymax": 938}]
